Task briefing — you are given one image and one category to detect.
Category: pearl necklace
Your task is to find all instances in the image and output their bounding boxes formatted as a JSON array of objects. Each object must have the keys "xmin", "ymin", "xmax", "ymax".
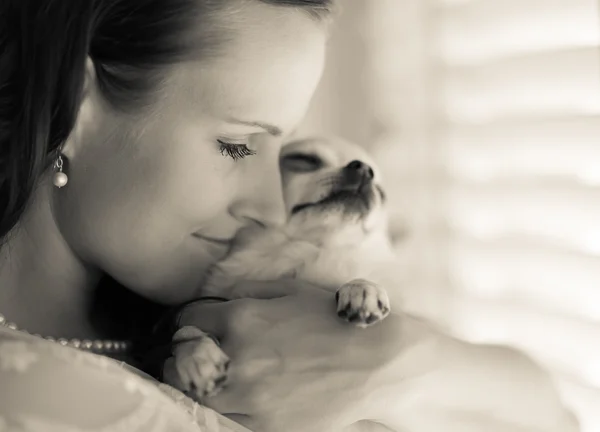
[{"xmin": 0, "ymin": 313, "xmax": 131, "ymax": 355}]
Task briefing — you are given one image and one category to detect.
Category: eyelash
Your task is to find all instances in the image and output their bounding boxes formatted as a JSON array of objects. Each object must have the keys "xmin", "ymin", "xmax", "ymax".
[{"xmin": 218, "ymin": 140, "xmax": 257, "ymax": 161}]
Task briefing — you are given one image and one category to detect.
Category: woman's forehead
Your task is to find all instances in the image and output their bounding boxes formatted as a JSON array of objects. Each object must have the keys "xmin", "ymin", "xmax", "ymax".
[{"xmin": 170, "ymin": 3, "xmax": 327, "ymax": 135}]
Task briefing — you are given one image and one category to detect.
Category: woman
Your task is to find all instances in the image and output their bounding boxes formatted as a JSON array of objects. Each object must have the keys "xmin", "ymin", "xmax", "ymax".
[
  {"xmin": 0, "ymin": 2, "xmax": 578, "ymax": 432},
  {"xmin": 0, "ymin": 1, "xmax": 406, "ymax": 431}
]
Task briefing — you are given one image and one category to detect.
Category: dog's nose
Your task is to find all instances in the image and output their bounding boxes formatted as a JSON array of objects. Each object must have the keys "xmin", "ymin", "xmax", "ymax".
[{"xmin": 345, "ymin": 160, "xmax": 374, "ymax": 181}]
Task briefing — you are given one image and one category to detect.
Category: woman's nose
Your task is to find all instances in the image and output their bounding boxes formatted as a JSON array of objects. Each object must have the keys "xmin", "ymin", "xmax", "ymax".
[{"xmin": 230, "ymin": 151, "xmax": 287, "ymax": 229}]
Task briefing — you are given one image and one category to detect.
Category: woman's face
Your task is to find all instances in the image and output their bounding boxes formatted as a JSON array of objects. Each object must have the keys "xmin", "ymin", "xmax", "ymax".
[{"xmin": 56, "ymin": 3, "xmax": 327, "ymax": 304}]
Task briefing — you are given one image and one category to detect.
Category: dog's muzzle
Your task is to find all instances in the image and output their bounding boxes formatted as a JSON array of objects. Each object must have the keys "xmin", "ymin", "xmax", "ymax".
[
  {"xmin": 343, "ymin": 160, "xmax": 374, "ymax": 187},
  {"xmin": 290, "ymin": 160, "xmax": 377, "ymax": 217}
]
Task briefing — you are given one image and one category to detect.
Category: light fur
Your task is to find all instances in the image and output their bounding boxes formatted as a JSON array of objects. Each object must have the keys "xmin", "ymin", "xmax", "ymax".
[
  {"xmin": 193, "ymin": 136, "xmax": 579, "ymax": 432},
  {"xmin": 203, "ymin": 136, "xmax": 400, "ymax": 304}
]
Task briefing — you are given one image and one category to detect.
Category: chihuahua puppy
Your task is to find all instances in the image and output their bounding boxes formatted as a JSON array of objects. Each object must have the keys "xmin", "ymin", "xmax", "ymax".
[
  {"xmin": 161, "ymin": 136, "xmax": 579, "ymax": 432},
  {"xmin": 165, "ymin": 136, "xmax": 400, "ymax": 398}
]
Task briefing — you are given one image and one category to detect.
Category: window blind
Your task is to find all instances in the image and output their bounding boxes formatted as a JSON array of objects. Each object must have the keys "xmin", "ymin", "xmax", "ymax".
[{"xmin": 366, "ymin": 0, "xmax": 600, "ymax": 430}]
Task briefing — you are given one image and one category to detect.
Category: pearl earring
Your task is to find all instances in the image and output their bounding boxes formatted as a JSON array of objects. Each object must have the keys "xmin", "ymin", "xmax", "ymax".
[{"xmin": 53, "ymin": 152, "xmax": 68, "ymax": 188}]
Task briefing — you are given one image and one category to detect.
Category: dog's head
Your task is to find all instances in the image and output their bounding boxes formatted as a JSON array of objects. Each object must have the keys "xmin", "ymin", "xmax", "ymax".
[{"xmin": 279, "ymin": 136, "xmax": 390, "ymax": 248}]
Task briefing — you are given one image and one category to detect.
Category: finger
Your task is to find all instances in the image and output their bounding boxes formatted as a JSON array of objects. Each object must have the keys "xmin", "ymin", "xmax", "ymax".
[
  {"xmin": 201, "ymin": 389, "xmax": 246, "ymax": 415},
  {"xmin": 346, "ymin": 420, "xmax": 396, "ymax": 432},
  {"xmin": 177, "ymin": 300, "xmax": 232, "ymax": 340},
  {"xmin": 163, "ymin": 357, "xmax": 188, "ymax": 391},
  {"xmin": 179, "ymin": 279, "xmax": 310, "ymax": 337},
  {"xmin": 228, "ymin": 278, "xmax": 305, "ymax": 299},
  {"xmin": 222, "ymin": 414, "xmax": 256, "ymax": 432},
  {"xmin": 198, "ymin": 370, "xmax": 257, "ymax": 415}
]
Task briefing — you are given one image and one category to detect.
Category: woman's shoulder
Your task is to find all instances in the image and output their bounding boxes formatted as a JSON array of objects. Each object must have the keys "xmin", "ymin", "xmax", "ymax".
[{"xmin": 0, "ymin": 328, "xmax": 249, "ymax": 432}]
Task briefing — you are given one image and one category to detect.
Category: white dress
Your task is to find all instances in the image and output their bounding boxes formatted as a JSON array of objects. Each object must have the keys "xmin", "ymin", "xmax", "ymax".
[{"xmin": 0, "ymin": 327, "xmax": 252, "ymax": 432}]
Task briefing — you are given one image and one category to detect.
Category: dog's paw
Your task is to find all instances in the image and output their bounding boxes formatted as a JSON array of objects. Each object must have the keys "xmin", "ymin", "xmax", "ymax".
[
  {"xmin": 171, "ymin": 326, "xmax": 230, "ymax": 399},
  {"xmin": 335, "ymin": 278, "xmax": 390, "ymax": 328}
]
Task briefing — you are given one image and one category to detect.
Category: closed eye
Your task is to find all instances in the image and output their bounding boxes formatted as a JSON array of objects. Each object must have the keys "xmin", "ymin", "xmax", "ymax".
[
  {"xmin": 375, "ymin": 185, "xmax": 387, "ymax": 203},
  {"xmin": 281, "ymin": 153, "xmax": 324, "ymax": 172},
  {"xmin": 291, "ymin": 202, "xmax": 314, "ymax": 215}
]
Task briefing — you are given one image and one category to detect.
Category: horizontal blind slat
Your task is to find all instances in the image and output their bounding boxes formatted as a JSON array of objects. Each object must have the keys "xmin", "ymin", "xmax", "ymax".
[
  {"xmin": 445, "ymin": 295, "xmax": 600, "ymax": 388},
  {"xmin": 447, "ymin": 238, "xmax": 600, "ymax": 321},
  {"xmin": 419, "ymin": 1, "xmax": 600, "ymax": 430},
  {"xmin": 445, "ymin": 185, "xmax": 600, "ymax": 255},
  {"xmin": 435, "ymin": 0, "xmax": 600, "ymax": 64},
  {"xmin": 441, "ymin": 116, "xmax": 600, "ymax": 184},
  {"xmin": 440, "ymin": 47, "xmax": 600, "ymax": 122}
]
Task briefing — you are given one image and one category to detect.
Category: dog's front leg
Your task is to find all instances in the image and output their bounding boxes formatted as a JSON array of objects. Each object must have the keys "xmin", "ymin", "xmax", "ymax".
[
  {"xmin": 163, "ymin": 325, "xmax": 230, "ymax": 400},
  {"xmin": 336, "ymin": 278, "xmax": 391, "ymax": 328}
]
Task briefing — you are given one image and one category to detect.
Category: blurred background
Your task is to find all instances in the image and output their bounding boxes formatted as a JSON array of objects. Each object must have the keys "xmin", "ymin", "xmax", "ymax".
[{"xmin": 298, "ymin": 1, "xmax": 600, "ymax": 431}]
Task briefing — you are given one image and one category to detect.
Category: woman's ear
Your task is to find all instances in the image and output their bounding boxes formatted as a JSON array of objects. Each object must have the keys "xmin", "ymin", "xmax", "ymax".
[{"xmin": 61, "ymin": 57, "xmax": 101, "ymax": 160}]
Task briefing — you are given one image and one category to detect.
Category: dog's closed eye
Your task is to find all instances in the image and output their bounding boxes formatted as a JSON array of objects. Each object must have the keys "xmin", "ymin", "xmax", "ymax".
[
  {"xmin": 375, "ymin": 185, "xmax": 387, "ymax": 203},
  {"xmin": 281, "ymin": 153, "xmax": 324, "ymax": 172}
]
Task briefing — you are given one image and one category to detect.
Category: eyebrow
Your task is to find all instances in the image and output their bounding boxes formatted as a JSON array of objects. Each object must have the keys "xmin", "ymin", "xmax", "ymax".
[{"xmin": 226, "ymin": 118, "xmax": 283, "ymax": 137}]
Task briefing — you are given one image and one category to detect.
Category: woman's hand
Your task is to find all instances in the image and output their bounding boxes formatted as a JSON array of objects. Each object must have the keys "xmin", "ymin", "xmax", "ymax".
[
  {"xmin": 176, "ymin": 280, "xmax": 579, "ymax": 432},
  {"xmin": 178, "ymin": 280, "xmax": 406, "ymax": 432}
]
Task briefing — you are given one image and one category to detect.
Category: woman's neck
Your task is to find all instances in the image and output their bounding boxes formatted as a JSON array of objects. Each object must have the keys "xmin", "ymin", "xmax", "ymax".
[{"xmin": 0, "ymin": 183, "xmax": 103, "ymax": 340}]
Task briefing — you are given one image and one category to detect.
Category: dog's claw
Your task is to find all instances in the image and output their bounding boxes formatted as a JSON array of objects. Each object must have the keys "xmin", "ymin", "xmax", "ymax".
[
  {"xmin": 336, "ymin": 278, "xmax": 390, "ymax": 328},
  {"xmin": 170, "ymin": 328, "xmax": 230, "ymax": 400}
]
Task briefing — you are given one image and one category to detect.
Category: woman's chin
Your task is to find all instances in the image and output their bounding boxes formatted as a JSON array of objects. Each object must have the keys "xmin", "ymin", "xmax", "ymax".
[
  {"xmin": 106, "ymin": 237, "xmax": 231, "ymax": 305},
  {"xmin": 124, "ymin": 265, "xmax": 211, "ymax": 306}
]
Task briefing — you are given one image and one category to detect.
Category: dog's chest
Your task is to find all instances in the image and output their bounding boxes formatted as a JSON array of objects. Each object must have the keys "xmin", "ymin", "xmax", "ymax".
[{"xmin": 298, "ymin": 249, "xmax": 372, "ymax": 292}]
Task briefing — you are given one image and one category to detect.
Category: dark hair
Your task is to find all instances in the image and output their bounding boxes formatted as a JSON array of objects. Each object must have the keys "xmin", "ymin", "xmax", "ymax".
[{"xmin": 0, "ymin": 0, "xmax": 334, "ymax": 243}]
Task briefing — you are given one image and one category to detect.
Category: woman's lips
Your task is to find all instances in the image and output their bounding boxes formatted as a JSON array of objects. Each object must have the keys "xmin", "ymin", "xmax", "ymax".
[{"xmin": 192, "ymin": 233, "xmax": 234, "ymax": 246}]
